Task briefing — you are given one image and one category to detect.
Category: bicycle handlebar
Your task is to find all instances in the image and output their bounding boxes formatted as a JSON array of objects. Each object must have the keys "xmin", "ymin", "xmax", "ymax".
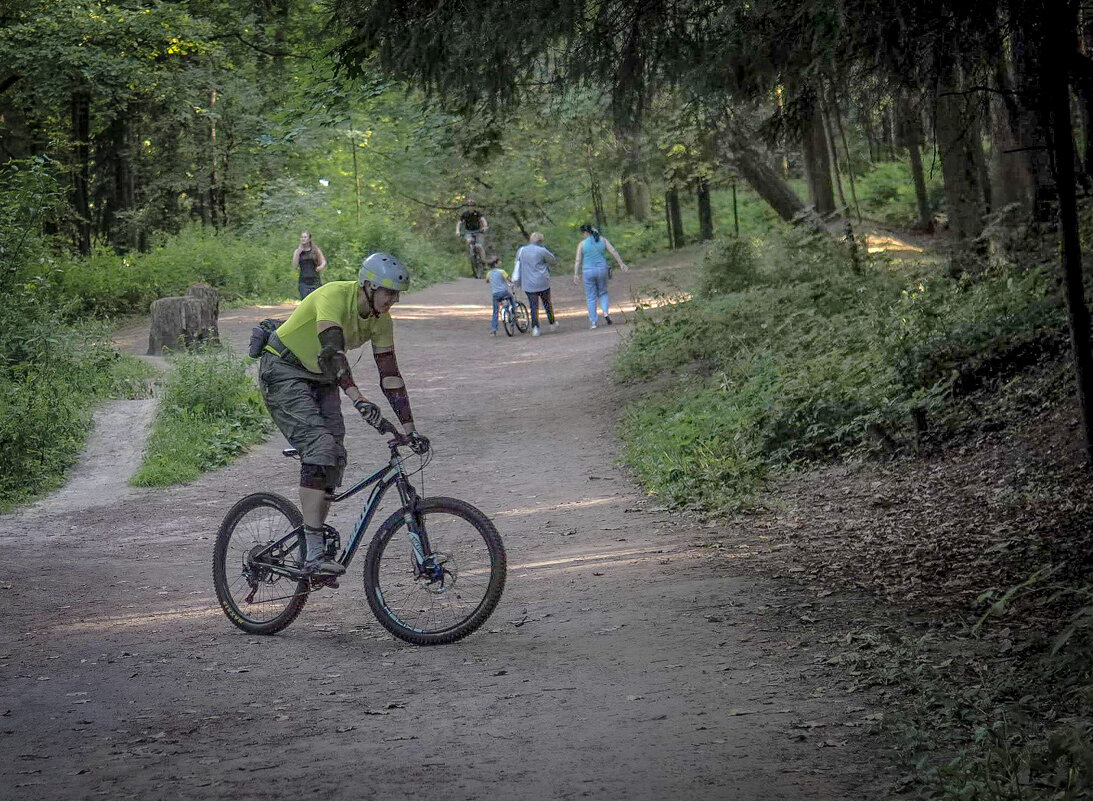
[{"xmin": 375, "ymin": 417, "xmax": 410, "ymax": 447}]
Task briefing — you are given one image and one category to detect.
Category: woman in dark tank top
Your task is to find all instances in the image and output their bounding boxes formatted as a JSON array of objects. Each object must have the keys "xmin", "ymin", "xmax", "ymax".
[{"xmin": 293, "ymin": 230, "xmax": 327, "ymax": 299}]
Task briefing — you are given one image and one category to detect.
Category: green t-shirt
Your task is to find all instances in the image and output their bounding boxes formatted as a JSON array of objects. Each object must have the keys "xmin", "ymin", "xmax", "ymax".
[{"xmin": 274, "ymin": 281, "xmax": 395, "ymax": 373}]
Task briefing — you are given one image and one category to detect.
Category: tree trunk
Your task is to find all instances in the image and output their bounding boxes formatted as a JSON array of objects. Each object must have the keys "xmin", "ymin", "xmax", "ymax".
[
  {"xmin": 800, "ymin": 91, "xmax": 836, "ymax": 216},
  {"xmin": 667, "ymin": 188, "xmax": 684, "ymax": 247},
  {"xmin": 717, "ymin": 124, "xmax": 821, "ymax": 229},
  {"xmin": 897, "ymin": 100, "xmax": 936, "ymax": 231},
  {"xmin": 71, "ymin": 90, "xmax": 92, "ymax": 255},
  {"xmin": 696, "ymin": 178, "xmax": 714, "ymax": 240},
  {"xmin": 821, "ymin": 100, "xmax": 848, "ymax": 212},
  {"xmin": 614, "ymin": 17, "xmax": 650, "ymax": 222},
  {"xmin": 209, "ymin": 89, "xmax": 220, "ymax": 228},
  {"xmin": 147, "ymin": 284, "xmax": 220, "ymax": 355},
  {"xmin": 830, "ymin": 83, "xmax": 862, "ymax": 221},
  {"xmin": 1043, "ymin": 0, "xmax": 1093, "ymax": 462},
  {"xmin": 663, "ymin": 192, "xmax": 674, "ymax": 248},
  {"xmin": 934, "ymin": 56, "xmax": 987, "ymax": 264}
]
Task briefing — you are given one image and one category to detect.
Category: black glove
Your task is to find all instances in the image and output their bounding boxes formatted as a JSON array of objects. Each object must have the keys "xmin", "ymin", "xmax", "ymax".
[
  {"xmin": 408, "ymin": 431, "xmax": 430, "ymax": 455},
  {"xmin": 354, "ymin": 399, "xmax": 382, "ymax": 428}
]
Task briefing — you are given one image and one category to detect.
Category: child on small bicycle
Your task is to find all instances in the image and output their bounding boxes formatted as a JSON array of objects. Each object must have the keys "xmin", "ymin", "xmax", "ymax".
[{"xmin": 485, "ymin": 259, "xmax": 515, "ymax": 336}]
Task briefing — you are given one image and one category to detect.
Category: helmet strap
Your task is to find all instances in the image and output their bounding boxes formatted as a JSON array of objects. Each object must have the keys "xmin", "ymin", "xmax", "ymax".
[{"xmin": 361, "ymin": 282, "xmax": 378, "ymax": 318}]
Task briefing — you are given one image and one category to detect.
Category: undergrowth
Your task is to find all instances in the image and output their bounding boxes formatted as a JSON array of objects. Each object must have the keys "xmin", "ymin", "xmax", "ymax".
[
  {"xmin": 0, "ymin": 159, "xmax": 159, "ymax": 510},
  {"xmin": 131, "ymin": 346, "xmax": 270, "ymax": 487},
  {"xmin": 615, "ymin": 227, "xmax": 1062, "ymax": 513}
]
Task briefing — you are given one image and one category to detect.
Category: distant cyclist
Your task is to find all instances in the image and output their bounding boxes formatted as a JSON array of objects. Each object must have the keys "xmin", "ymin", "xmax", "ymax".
[
  {"xmin": 455, "ymin": 199, "xmax": 490, "ymax": 270},
  {"xmin": 259, "ymin": 253, "xmax": 429, "ymax": 576}
]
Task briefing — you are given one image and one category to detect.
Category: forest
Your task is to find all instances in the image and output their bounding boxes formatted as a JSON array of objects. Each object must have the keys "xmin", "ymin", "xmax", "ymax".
[{"xmin": 3, "ymin": 1, "xmax": 1093, "ymax": 798}]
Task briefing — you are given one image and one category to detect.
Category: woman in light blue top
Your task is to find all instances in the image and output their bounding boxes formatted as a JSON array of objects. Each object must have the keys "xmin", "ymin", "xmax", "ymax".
[{"xmin": 572, "ymin": 224, "xmax": 628, "ymax": 329}]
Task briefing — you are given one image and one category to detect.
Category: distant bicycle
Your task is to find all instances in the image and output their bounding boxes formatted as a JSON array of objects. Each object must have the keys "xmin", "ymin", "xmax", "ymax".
[
  {"xmin": 213, "ymin": 419, "xmax": 507, "ymax": 645},
  {"xmin": 499, "ymin": 294, "xmax": 530, "ymax": 336},
  {"xmin": 465, "ymin": 231, "xmax": 486, "ymax": 279}
]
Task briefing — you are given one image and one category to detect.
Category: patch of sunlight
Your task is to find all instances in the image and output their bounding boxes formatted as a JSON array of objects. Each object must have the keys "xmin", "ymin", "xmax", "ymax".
[
  {"xmin": 495, "ymin": 495, "xmax": 621, "ymax": 518},
  {"xmin": 866, "ymin": 234, "xmax": 925, "ymax": 255}
]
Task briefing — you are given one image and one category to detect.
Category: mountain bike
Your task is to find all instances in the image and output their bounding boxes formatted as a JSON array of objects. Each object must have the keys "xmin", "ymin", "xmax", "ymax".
[
  {"xmin": 465, "ymin": 232, "xmax": 486, "ymax": 279},
  {"xmin": 212, "ymin": 420, "xmax": 506, "ymax": 645},
  {"xmin": 499, "ymin": 294, "xmax": 530, "ymax": 336}
]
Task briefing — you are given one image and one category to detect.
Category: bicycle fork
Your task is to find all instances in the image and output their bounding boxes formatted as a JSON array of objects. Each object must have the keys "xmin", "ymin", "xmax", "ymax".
[{"xmin": 397, "ymin": 479, "xmax": 451, "ymax": 587}]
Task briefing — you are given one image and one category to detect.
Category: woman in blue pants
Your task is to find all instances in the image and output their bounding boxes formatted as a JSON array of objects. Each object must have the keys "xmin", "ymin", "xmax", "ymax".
[{"xmin": 572, "ymin": 225, "xmax": 629, "ymax": 329}]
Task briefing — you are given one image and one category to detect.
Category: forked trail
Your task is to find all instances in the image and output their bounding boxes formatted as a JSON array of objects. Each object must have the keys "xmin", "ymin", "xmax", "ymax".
[{"xmin": 0, "ymin": 258, "xmax": 887, "ymax": 800}]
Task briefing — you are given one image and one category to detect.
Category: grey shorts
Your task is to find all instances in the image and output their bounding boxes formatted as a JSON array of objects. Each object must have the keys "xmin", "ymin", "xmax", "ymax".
[{"xmin": 258, "ymin": 353, "xmax": 346, "ymax": 481}]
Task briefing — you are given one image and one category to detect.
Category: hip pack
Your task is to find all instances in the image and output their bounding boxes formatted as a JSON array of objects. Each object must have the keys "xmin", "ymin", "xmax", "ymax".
[{"xmin": 247, "ymin": 318, "xmax": 285, "ymax": 359}]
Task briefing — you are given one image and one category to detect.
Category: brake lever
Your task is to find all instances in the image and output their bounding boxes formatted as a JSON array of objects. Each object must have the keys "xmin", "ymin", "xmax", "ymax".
[{"xmin": 376, "ymin": 418, "xmax": 410, "ymax": 447}]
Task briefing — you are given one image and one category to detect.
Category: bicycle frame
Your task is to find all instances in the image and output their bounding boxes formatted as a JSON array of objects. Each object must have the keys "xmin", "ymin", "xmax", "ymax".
[{"xmin": 251, "ymin": 442, "xmax": 429, "ymax": 581}]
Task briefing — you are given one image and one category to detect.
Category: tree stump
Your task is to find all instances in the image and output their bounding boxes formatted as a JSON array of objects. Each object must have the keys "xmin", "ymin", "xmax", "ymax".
[{"xmin": 147, "ymin": 284, "xmax": 220, "ymax": 355}]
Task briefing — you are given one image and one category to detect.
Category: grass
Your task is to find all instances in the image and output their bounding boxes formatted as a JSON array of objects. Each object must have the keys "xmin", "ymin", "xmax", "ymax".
[{"xmin": 130, "ymin": 346, "xmax": 270, "ymax": 487}]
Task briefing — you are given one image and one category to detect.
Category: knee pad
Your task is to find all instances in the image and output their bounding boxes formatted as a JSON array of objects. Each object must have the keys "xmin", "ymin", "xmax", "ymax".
[{"xmin": 300, "ymin": 463, "xmax": 339, "ymax": 492}]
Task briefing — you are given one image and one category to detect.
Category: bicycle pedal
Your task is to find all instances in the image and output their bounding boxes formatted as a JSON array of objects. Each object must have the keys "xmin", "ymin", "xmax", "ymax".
[{"xmin": 311, "ymin": 576, "xmax": 340, "ymax": 590}]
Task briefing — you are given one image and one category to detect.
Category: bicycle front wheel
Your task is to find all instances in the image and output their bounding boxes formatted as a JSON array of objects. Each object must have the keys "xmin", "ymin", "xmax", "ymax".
[
  {"xmin": 213, "ymin": 492, "xmax": 309, "ymax": 635},
  {"xmin": 502, "ymin": 304, "xmax": 516, "ymax": 336},
  {"xmin": 363, "ymin": 497, "xmax": 506, "ymax": 645},
  {"xmin": 514, "ymin": 301, "xmax": 530, "ymax": 333}
]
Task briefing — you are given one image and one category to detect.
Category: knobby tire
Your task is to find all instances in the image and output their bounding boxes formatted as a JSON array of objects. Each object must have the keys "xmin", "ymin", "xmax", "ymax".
[
  {"xmin": 363, "ymin": 496, "xmax": 506, "ymax": 645},
  {"xmin": 213, "ymin": 492, "xmax": 309, "ymax": 635}
]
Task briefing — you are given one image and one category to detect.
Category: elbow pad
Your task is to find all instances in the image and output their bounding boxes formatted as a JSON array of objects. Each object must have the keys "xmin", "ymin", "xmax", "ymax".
[{"xmin": 317, "ymin": 327, "xmax": 356, "ymax": 390}]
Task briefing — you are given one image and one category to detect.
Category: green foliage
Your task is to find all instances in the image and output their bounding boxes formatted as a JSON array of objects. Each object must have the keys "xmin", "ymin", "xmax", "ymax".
[
  {"xmin": 854, "ymin": 161, "xmax": 943, "ymax": 228},
  {"xmin": 697, "ymin": 237, "xmax": 761, "ymax": 296},
  {"xmin": 131, "ymin": 346, "xmax": 270, "ymax": 487},
  {"xmin": 615, "ymin": 230, "xmax": 1059, "ymax": 512},
  {"xmin": 0, "ymin": 159, "xmax": 158, "ymax": 509}
]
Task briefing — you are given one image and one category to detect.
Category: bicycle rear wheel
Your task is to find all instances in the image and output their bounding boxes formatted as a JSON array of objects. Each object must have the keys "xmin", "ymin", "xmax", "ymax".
[
  {"xmin": 213, "ymin": 492, "xmax": 309, "ymax": 635},
  {"xmin": 514, "ymin": 301, "xmax": 530, "ymax": 333},
  {"xmin": 363, "ymin": 497, "xmax": 506, "ymax": 645},
  {"xmin": 502, "ymin": 303, "xmax": 516, "ymax": 336}
]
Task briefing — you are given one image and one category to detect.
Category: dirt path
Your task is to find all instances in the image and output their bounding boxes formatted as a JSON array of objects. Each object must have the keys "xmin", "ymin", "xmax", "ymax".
[{"xmin": 0, "ymin": 259, "xmax": 889, "ymax": 800}]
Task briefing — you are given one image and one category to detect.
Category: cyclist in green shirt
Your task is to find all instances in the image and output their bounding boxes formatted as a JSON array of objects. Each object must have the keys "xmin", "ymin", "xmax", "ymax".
[{"xmin": 259, "ymin": 253, "xmax": 429, "ymax": 576}]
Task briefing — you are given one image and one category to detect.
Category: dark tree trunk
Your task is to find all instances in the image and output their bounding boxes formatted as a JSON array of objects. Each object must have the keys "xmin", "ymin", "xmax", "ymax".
[
  {"xmin": 667, "ymin": 188, "xmax": 684, "ymax": 247},
  {"xmin": 663, "ymin": 192, "xmax": 674, "ymax": 248},
  {"xmin": 934, "ymin": 55, "xmax": 987, "ymax": 264},
  {"xmin": 209, "ymin": 89, "xmax": 220, "ymax": 228},
  {"xmin": 614, "ymin": 18, "xmax": 650, "ymax": 221},
  {"xmin": 70, "ymin": 90, "xmax": 92, "ymax": 255},
  {"xmin": 907, "ymin": 136, "xmax": 935, "ymax": 232},
  {"xmin": 1007, "ymin": 5, "xmax": 1057, "ymax": 221},
  {"xmin": 718, "ymin": 124, "xmax": 819, "ymax": 228},
  {"xmin": 829, "ymin": 83, "xmax": 862, "ymax": 221},
  {"xmin": 821, "ymin": 100, "xmax": 848, "ymax": 212},
  {"xmin": 696, "ymin": 178, "xmax": 714, "ymax": 240},
  {"xmin": 100, "ymin": 111, "xmax": 137, "ymax": 252},
  {"xmin": 897, "ymin": 98, "xmax": 935, "ymax": 231},
  {"xmin": 800, "ymin": 91, "xmax": 836, "ymax": 216},
  {"xmin": 619, "ymin": 123, "xmax": 650, "ymax": 221},
  {"xmin": 1044, "ymin": 0, "xmax": 1093, "ymax": 462}
]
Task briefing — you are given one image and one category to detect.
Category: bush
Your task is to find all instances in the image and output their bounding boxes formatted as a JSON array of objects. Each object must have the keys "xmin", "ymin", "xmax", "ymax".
[
  {"xmin": 854, "ymin": 161, "xmax": 943, "ymax": 228},
  {"xmin": 131, "ymin": 346, "xmax": 270, "ymax": 487},
  {"xmin": 0, "ymin": 159, "xmax": 158, "ymax": 509},
  {"xmin": 614, "ymin": 229, "xmax": 1058, "ymax": 512},
  {"xmin": 697, "ymin": 237, "xmax": 761, "ymax": 296}
]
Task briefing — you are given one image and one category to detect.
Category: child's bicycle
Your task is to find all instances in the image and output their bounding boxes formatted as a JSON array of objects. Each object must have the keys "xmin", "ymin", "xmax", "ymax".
[
  {"xmin": 499, "ymin": 292, "xmax": 530, "ymax": 336},
  {"xmin": 212, "ymin": 419, "xmax": 506, "ymax": 645}
]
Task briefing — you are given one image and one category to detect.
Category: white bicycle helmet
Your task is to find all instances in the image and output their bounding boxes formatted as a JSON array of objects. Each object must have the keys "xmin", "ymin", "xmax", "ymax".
[{"xmin": 359, "ymin": 252, "xmax": 411, "ymax": 291}]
